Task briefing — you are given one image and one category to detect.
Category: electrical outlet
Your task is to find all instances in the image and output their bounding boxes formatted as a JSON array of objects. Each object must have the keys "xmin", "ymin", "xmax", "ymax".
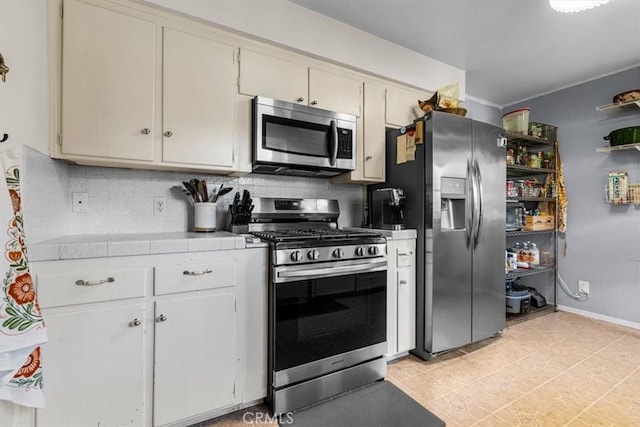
[
  {"xmin": 72, "ymin": 192, "xmax": 88, "ymax": 213},
  {"xmin": 578, "ymin": 280, "xmax": 590, "ymax": 295},
  {"xmin": 154, "ymin": 197, "xmax": 167, "ymax": 216}
]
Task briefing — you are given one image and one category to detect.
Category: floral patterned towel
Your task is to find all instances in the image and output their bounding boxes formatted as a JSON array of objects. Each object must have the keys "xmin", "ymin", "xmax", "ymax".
[{"xmin": 0, "ymin": 149, "xmax": 47, "ymax": 408}]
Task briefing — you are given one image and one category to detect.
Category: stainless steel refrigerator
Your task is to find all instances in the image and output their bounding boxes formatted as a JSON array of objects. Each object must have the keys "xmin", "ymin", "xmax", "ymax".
[{"xmin": 379, "ymin": 111, "xmax": 506, "ymax": 359}]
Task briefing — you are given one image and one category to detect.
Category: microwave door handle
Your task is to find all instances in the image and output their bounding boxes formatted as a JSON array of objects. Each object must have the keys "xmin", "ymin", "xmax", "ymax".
[{"xmin": 329, "ymin": 120, "xmax": 338, "ymax": 166}]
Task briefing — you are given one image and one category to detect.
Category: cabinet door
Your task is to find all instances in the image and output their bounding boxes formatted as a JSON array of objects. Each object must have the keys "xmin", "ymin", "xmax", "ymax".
[
  {"xmin": 61, "ymin": 0, "xmax": 155, "ymax": 161},
  {"xmin": 309, "ymin": 68, "xmax": 362, "ymax": 117},
  {"xmin": 363, "ymin": 82, "xmax": 385, "ymax": 180},
  {"xmin": 385, "ymin": 87, "xmax": 428, "ymax": 127},
  {"xmin": 162, "ymin": 28, "xmax": 234, "ymax": 167},
  {"xmin": 396, "ymin": 267, "xmax": 416, "ymax": 353},
  {"xmin": 153, "ymin": 292, "xmax": 236, "ymax": 426},
  {"xmin": 238, "ymin": 48, "xmax": 307, "ymax": 104},
  {"xmin": 36, "ymin": 303, "xmax": 145, "ymax": 427}
]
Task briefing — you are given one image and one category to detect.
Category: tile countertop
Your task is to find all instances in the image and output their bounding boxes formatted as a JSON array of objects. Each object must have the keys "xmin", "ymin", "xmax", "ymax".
[
  {"xmin": 28, "ymin": 232, "xmax": 268, "ymax": 262},
  {"xmin": 345, "ymin": 227, "xmax": 417, "ymax": 240}
]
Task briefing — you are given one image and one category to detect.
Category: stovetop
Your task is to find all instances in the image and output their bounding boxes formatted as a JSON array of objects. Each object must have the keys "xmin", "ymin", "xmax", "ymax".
[{"xmin": 251, "ymin": 228, "xmax": 382, "ymax": 243}]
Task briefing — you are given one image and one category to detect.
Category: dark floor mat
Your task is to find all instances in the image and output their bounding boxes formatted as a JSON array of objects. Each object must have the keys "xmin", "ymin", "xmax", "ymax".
[{"xmin": 282, "ymin": 381, "xmax": 445, "ymax": 427}]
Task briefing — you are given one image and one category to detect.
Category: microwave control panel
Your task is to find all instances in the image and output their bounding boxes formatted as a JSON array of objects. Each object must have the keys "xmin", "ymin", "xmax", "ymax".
[{"xmin": 337, "ymin": 129, "xmax": 353, "ymax": 159}]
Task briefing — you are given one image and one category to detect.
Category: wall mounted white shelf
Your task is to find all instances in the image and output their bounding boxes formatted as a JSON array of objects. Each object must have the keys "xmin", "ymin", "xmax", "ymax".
[
  {"xmin": 596, "ymin": 99, "xmax": 640, "ymax": 115},
  {"xmin": 596, "ymin": 143, "xmax": 640, "ymax": 153}
]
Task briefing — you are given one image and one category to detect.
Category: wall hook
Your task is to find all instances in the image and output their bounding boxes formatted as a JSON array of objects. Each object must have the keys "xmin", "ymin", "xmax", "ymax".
[{"xmin": 0, "ymin": 134, "xmax": 8, "ymax": 143}]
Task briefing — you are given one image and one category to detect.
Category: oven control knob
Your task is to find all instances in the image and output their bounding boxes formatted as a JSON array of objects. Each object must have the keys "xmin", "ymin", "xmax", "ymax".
[
  {"xmin": 355, "ymin": 247, "xmax": 365, "ymax": 256},
  {"xmin": 332, "ymin": 248, "xmax": 345, "ymax": 259},
  {"xmin": 368, "ymin": 246, "xmax": 380, "ymax": 256},
  {"xmin": 308, "ymin": 249, "xmax": 320, "ymax": 260},
  {"xmin": 290, "ymin": 250, "xmax": 303, "ymax": 262}
]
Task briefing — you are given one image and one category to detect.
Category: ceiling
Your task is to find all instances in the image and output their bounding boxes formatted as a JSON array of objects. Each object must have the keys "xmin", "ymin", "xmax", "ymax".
[{"xmin": 288, "ymin": 0, "xmax": 640, "ymax": 107}]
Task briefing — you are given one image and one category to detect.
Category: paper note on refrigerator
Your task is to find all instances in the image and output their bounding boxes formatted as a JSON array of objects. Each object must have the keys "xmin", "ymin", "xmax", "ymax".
[
  {"xmin": 396, "ymin": 134, "xmax": 408, "ymax": 164},
  {"xmin": 415, "ymin": 120, "xmax": 424, "ymax": 144},
  {"xmin": 406, "ymin": 129, "xmax": 416, "ymax": 161}
]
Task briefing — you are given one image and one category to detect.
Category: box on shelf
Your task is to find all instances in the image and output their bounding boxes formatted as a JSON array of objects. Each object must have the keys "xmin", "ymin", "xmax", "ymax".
[
  {"xmin": 502, "ymin": 108, "xmax": 530, "ymax": 134},
  {"xmin": 528, "ymin": 122, "xmax": 557, "ymax": 142},
  {"xmin": 523, "ymin": 215, "xmax": 554, "ymax": 231},
  {"xmin": 607, "ymin": 172, "xmax": 628, "ymax": 205}
]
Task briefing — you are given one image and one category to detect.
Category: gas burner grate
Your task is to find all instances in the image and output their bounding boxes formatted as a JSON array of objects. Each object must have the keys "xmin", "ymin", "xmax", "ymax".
[{"xmin": 251, "ymin": 229, "xmax": 381, "ymax": 243}]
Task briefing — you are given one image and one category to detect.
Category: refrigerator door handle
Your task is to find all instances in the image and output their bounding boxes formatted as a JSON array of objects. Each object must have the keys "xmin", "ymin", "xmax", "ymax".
[
  {"xmin": 466, "ymin": 158, "xmax": 474, "ymax": 248},
  {"xmin": 473, "ymin": 157, "xmax": 484, "ymax": 248}
]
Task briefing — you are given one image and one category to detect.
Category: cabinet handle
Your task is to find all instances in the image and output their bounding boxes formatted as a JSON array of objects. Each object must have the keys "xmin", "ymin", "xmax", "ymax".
[
  {"xmin": 140, "ymin": 128, "xmax": 151, "ymax": 135},
  {"xmin": 130, "ymin": 318, "xmax": 141, "ymax": 327},
  {"xmin": 296, "ymin": 97, "xmax": 305, "ymax": 103},
  {"xmin": 310, "ymin": 100, "xmax": 318, "ymax": 105},
  {"xmin": 164, "ymin": 131, "xmax": 174, "ymax": 137},
  {"xmin": 398, "ymin": 252, "xmax": 413, "ymax": 256},
  {"xmin": 365, "ymin": 155, "xmax": 373, "ymax": 161},
  {"xmin": 183, "ymin": 268, "xmax": 212, "ymax": 276},
  {"xmin": 157, "ymin": 314, "xmax": 167, "ymax": 322},
  {"xmin": 75, "ymin": 277, "xmax": 115, "ymax": 286},
  {"xmin": 399, "ymin": 280, "xmax": 407, "ymax": 285}
]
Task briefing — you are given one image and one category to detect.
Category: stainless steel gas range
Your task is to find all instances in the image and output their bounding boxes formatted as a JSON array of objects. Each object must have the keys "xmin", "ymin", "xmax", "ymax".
[{"xmin": 248, "ymin": 198, "xmax": 388, "ymax": 415}]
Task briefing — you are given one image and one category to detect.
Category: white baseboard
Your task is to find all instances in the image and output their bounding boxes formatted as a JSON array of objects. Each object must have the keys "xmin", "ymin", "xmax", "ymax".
[{"xmin": 557, "ymin": 305, "xmax": 640, "ymax": 331}]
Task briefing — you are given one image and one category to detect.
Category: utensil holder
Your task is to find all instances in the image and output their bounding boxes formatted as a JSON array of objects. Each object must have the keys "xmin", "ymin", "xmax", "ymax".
[{"xmin": 194, "ymin": 202, "xmax": 217, "ymax": 232}]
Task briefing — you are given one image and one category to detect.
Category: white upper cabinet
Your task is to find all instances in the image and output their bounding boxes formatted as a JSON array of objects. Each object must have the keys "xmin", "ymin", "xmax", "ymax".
[
  {"xmin": 161, "ymin": 27, "xmax": 234, "ymax": 168},
  {"xmin": 362, "ymin": 81, "xmax": 386, "ymax": 181},
  {"xmin": 56, "ymin": 0, "xmax": 240, "ymax": 173},
  {"xmin": 308, "ymin": 68, "xmax": 362, "ymax": 117},
  {"xmin": 61, "ymin": 0, "xmax": 155, "ymax": 161},
  {"xmin": 238, "ymin": 48, "xmax": 308, "ymax": 104},
  {"xmin": 385, "ymin": 86, "xmax": 430, "ymax": 128},
  {"xmin": 332, "ymin": 80, "xmax": 385, "ymax": 184},
  {"xmin": 238, "ymin": 48, "xmax": 362, "ymax": 117}
]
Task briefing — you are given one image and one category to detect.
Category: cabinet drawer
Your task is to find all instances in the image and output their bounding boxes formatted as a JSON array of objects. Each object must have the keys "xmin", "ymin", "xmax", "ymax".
[
  {"xmin": 155, "ymin": 262, "xmax": 236, "ymax": 295},
  {"xmin": 396, "ymin": 247, "xmax": 414, "ymax": 267},
  {"xmin": 36, "ymin": 268, "xmax": 147, "ymax": 309}
]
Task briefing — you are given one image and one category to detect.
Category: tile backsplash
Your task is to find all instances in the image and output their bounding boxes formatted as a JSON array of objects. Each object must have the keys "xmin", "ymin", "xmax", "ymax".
[{"xmin": 23, "ymin": 147, "xmax": 365, "ymax": 243}]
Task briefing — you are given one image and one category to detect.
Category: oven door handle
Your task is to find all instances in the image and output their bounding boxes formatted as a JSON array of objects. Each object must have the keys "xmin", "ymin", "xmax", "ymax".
[{"xmin": 277, "ymin": 260, "xmax": 387, "ymax": 281}]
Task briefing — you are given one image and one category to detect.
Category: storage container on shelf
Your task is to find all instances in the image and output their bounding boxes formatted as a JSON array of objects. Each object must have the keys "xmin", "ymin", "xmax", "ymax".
[
  {"xmin": 528, "ymin": 122, "xmax": 558, "ymax": 142},
  {"xmin": 502, "ymin": 108, "xmax": 530, "ymax": 134}
]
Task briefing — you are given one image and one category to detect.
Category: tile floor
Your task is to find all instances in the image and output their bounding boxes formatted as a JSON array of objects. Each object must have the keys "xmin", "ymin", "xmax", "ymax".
[{"xmin": 204, "ymin": 311, "xmax": 640, "ymax": 426}]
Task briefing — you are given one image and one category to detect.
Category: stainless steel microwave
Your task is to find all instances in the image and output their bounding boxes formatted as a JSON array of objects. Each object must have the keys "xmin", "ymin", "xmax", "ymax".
[{"xmin": 252, "ymin": 96, "xmax": 356, "ymax": 177}]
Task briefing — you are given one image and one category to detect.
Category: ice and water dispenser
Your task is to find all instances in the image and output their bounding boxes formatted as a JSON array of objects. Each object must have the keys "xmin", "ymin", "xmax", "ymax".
[{"xmin": 440, "ymin": 177, "xmax": 466, "ymax": 230}]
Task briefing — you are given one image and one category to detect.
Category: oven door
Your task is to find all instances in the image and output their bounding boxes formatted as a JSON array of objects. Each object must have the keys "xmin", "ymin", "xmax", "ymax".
[
  {"xmin": 271, "ymin": 259, "xmax": 387, "ymax": 388},
  {"xmin": 253, "ymin": 96, "xmax": 356, "ymax": 172}
]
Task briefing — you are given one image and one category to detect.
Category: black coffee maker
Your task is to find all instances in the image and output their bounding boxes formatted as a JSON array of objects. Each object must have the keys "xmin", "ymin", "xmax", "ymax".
[{"xmin": 369, "ymin": 188, "xmax": 406, "ymax": 230}]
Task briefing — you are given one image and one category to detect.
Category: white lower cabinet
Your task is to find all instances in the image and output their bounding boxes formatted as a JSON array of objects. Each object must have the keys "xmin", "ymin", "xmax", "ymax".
[
  {"xmin": 153, "ymin": 292, "xmax": 236, "ymax": 426},
  {"xmin": 31, "ymin": 247, "xmax": 268, "ymax": 427},
  {"xmin": 36, "ymin": 302, "xmax": 146, "ymax": 427},
  {"xmin": 386, "ymin": 237, "xmax": 417, "ymax": 359}
]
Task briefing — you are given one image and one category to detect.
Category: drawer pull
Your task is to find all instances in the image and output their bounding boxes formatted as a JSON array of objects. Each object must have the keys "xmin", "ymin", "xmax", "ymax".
[
  {"xmin": 183, "ymin": 268, "xmax": 212, "ymax": 276},
  {"xmin": 399, "ymin": 280, "xmax": 407, "ymax": 285},
  {"xmin": 130, "ymin": 318, "xmax": 141, "ymax": 327},
  {"xmin": 398, "ymin": 252, "xmax": 413, "ymax": 256},
  {"xmin": 75, "ymin": 277, "xmax": 115, "ymax": 286},
  {"xmin": 157, "ymin": 314, "xmax": 167, "ymax": 322}
]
